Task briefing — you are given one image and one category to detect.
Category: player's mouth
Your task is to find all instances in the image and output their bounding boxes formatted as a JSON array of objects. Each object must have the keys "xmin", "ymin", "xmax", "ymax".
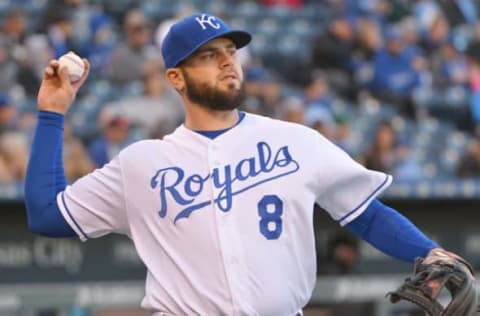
[{"xmin": 220, "ymin": 72, "xmax": 238, "ymax": 81}]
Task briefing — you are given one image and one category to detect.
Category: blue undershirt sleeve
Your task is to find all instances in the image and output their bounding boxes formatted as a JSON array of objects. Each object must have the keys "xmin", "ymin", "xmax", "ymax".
[
  {"xmin": 346, "ymin": 199, "xmax": 438, "ymax": 262},
  {"xmin": 24, "ymin": 111, "xmax": 76, "ymax": 237}
]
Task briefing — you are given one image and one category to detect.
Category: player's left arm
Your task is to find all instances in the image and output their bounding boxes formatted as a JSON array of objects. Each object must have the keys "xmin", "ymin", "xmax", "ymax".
[
  {"xmin": 24, "ymin": 57, "xmax": 91, "ymax": 237},
  {"xmin": 24, "ymin": 111, "xmax": 76, "ymax": 237},
  {"xmin": 346, "ymin": 199, "xmax": 439, "ymax": 262}
]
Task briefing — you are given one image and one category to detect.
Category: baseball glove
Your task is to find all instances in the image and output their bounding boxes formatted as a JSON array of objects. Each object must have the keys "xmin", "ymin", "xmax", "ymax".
[{"xmin": 387, "ymin": 249, "xmax": 479, "ymax": 316}]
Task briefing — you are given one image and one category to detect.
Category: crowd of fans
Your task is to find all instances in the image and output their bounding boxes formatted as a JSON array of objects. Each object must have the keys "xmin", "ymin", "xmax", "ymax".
[{"xmin": 1, "ymin": 0, "xmax": 480, "ymax": 187}]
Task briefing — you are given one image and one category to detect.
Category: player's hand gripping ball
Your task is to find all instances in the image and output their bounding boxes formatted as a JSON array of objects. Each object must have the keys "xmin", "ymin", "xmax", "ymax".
[{"xmin": 58, "ymin": 52, "xmax": 85, "ymax": 83}]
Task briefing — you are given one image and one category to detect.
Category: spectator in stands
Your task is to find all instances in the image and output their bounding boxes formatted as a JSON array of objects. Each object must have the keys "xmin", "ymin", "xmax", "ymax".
[
  {"xmin": 40, "ymin": 10, "xmax": 77, "ymax": 59},
  {"xmin": 106, "ymin": 8, "xmax": 163, "ymax": 86},
  {"xmin": 398, "ymin": 16, "xmax": 422, "ymax": 49},
  {"xmin": 368, "ymin": 27, "xmax": 423, "ymax": 119},
  {"xmin": 88, "ymin": 114, "xmax": 130, "ymax": 168},
  {"xmin": 418, "ymin": 13, "xmax": 450, "ymax": 57},
  {"xmin": 1, "ymin": 8, "xmax": 27, "ymax": 49},
  {"xmin": 430, "ymin": 37, "xmax": 469, "ymax": 108},
  {"xmin": 305, "ymin": 106, "xmax": 356, "ymax": 157},
  {"xmin": 0, "ymin": 130, "xmax": 29, "ymax": 181},
  {"xmin": 318, "ymin": 230, "xmax": 360, "ymax": 275},
  {"xmin": 243, "ymin": 66, "xmax": 283, "ymax": 117},
  {"xmin": 0, "ymin": 36, "xmax": 20, "ymax": 93},
  {"xmin": 359, "ymin": 120, "xmax": 422, "ymax": 180},
  {"xmin": 0, "ymin": 94, "xmax": 31, "ymax": 182},
  {"xmin": 466, "ymin": 21, "xmax": 480, "ymax": 63},
  {"xmin": 303, "ymin": 70, "xmax": 334, "ymax": 115},
  {"xmin": 333, "ymin": 114, "xmax": 354, "ymax": 155},
  {"xmin": 0, "ymin": 94, "xmax": 17, "ymax": 132},
  {"xmin": 1, "ymin": 9, "xmax": 28, "ymax": 72},
  {"xmin": 0, "ymin": 153, "xmax": 13, "ymax": 181},
  {"xmin": 412, "ymin": 0, "xmax": 442, "ymax": 38},
  {"xmin": 436, "ymin": 38, "xmax": 469, "ymax": 89},
  {"xmin": 440, "ymin": 0, "xmax": 478, "ymax": 27},
  {"xmin": 21, "ymin": 34, "xmax": 54, "ymax": 98},
  {"xmin": 279, "ymin": 96, "xmax": 305, "ymax": 124},
  {"xmin": 393, "ymin": 142, "xmax": 424, "ymax": 181},
  {"xmin": 357, "ymin": 0, "xmax": 393, "ymax": 26},
  {"xmin": 83, "ymin": 12, "xmax": 116, "ymax": 76},
  {"xmin": 310, "ymin": 14, "xmax": 356, "ymax": 99},
  {"xmin": 360, "ymin": 121, "xmax": 396, "ymax": 172},
  {"xmin": 1, "ymin": 8, "xmax": 41, "ymax": 97},
  {"xmin": 304, "ymin": 105, "xmax": 335, "ymax": 141},
  {"xmin": 0, "ymin": 95, "xmax": 25, "ymax": 181},
  {"xmin": 63, "ymin": 120, "xmax": 94, "ymax": 181},
  {"xmin": 466, "ymin": 23, "xmax": 480, "ymax": 134},
  {"xmin": 351, "ymin": 18, "xmax": 383, "ymax": 98},
  {"xmin": 456, "ymin": 136, "xmax": 480, "ymax": 177},
  {"xmin": 100, "ymin": 70, "xmax": 184, "ymax": 138},
  {"xmin": 40, "ymin": 0, "xmax": 93, "ymax": 47},
  {"xmin": 325, "ymin": 0, "xmax": 360, "ymax": 19}
]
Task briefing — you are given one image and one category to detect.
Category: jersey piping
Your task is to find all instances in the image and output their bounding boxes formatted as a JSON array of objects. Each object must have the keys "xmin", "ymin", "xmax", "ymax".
[
  {"xmin": 338, "ymin": 174, "xmax": 393, "ymax": 226},
  {"xmin": 60, "ymin": 191, "xmax": 89, "ymax": 240}
]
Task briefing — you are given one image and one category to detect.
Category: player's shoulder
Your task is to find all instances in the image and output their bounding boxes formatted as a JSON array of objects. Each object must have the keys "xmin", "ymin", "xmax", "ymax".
[
  {"xmin": 244, "ymin": 112, "xmax": 319, "ymax": 136},
  {"xmin": 118, "ymin": 139, "xmax": 163, "ymax": 159}
]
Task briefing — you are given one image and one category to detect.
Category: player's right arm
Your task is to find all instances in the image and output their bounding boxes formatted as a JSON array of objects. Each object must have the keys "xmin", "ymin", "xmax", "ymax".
[{"xmin": 24, "ymin": 59, "xmax": 90, "ymax": 237}]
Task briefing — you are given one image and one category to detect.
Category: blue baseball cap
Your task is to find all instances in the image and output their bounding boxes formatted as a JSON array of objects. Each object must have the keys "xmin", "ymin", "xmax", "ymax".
[
  {"xmin": 0, "ymin": 94, "xmax": 11, "ymax": 108},
  {"xmin": 161, "ymin": 13, "xmax": 251, "ymax": 69},
  {"xmin": 385, "ymin": 27, "xmax": 402, "ymax": 41}
]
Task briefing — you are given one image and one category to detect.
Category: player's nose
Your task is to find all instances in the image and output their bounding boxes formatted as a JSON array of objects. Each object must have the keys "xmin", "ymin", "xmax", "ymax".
[{"xmin": 219, "ymin": 51, "xmax": 235, "ymax": 69}]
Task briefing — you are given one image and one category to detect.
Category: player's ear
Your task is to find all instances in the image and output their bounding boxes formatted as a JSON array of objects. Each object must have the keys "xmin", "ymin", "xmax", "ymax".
[{"xmin": 165, "ymin": 68, "xmax": 184, "ymax": 91}]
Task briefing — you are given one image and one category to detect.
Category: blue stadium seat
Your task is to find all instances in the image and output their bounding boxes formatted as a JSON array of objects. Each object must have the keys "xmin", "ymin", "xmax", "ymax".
[
  {"xmin": 288, "ymin": 19, "xmax": 316, "ymax": 38},
  {"xmin": 248, "ymin": 32, "xmax": 270, "ymax": 57},
  {"xmin": 202, "ymin": 1, "xmax": 228, "ymax": 15},
  {"xmin": 229, "ymin": 17, "xmax": 249, "ymax": 33},
  {"xmin": 141, "ymin": 0, "xmax": 178, "ymax": 21},
  {"xmin": 69, "ymin": 96, "xmax": 103, "ymax": 138},
  {"xmin": 298, "ymin": 4, "xmax": 331, "ymax": 22},
  {"xmin": 119, "ymin": 81, "xmax": 144, "ymax": 98},
  {"xmin": 0, "ymin": 0, "xmax": 11, "ymax": 13},
  {"xmin": 235, "ymin": 1, "xmax": 261, "ymax": 20},
  {"xmin": 450, "ymin": 24, "xmax": 475, "ymax": 52},
  {"xmin": 27, "ymin": 0, "xmax": 47, "ymax": 12},
  {"xmin": 88, "ymin": 79, "xmax": 116, "ymax": 103},
  {"xmin": 256, "ymin": 17, "xmax": 281, "ymax": 37},
  {"xmin": 265, "ymin": 5, "xmax": 291, "ymax": 22},
  {"xmin": 276, "ymin": 34, "xmax": 301, "ymax": 55}
]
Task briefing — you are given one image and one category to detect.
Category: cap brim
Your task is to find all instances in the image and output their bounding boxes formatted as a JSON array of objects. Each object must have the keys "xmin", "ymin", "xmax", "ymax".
[
  {"xmin": 222, "ymin": 30, "xmax": 252, "ymax": 49},
  {"xmin": 174, "ymin": 30, "xmax": 251, "ymax": 67}
]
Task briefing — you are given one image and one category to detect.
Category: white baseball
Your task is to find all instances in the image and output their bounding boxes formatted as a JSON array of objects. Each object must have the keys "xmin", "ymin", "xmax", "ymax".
[{"xmin": 58, "ymin": 52, "xmax": 85, "ymax": 82}]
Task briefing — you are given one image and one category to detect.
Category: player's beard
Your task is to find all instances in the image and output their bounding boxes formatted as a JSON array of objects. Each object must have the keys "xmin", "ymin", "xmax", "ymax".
[{"xmin": 182, "ymin": 70, "xmax": 246, "ymax": 111}]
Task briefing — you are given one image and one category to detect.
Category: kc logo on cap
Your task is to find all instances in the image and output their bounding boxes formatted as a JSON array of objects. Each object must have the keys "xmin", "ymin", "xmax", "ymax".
[
  {"xmin": 195, "ymin": 14, "xmax": 221, "ymax": 30},
  {"xmin": 161, "ymin": 13, "xmax": 252, "ymax": 69}
]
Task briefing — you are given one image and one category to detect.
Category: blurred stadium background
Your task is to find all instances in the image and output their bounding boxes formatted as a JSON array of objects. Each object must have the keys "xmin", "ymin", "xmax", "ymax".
[{"xmin": 1, "ymin": 0, "xmax": 480, "ymax": 315}]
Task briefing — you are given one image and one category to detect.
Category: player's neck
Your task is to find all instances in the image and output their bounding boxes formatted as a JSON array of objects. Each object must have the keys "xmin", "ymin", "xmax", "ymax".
[{"xmin": 184, "ymin": 106, "xmax": 239, "ymax": 131}]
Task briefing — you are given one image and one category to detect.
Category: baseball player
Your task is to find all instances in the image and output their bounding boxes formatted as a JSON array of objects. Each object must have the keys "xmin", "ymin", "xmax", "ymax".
[{"xmin": 24, "ymin": 13, "xmax": 467, "ymax": 315}]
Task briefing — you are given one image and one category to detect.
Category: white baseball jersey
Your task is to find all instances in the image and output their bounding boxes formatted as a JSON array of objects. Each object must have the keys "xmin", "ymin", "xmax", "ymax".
[{"xmin": 57, "ymin": 112, "xmax": 392, "ymax": 315}]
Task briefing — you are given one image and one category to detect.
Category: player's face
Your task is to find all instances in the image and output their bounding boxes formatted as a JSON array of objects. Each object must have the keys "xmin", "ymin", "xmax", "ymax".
[{"xmin": 179, "ymin": 38, "xmax": 246, "ymax": 111}]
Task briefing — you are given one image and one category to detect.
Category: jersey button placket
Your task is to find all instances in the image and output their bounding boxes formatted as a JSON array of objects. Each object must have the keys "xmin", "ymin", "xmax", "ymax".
[
  {"xmin": 209, "ymin": 144, "xmax": 220, "ymax": 167},
  {"xmin": 219, "ymin": 209, "xmax": 248, "ymax": 314},
  {"xmin": 208, "ymin": 143, "xmax": 238, "ymax": 311}
]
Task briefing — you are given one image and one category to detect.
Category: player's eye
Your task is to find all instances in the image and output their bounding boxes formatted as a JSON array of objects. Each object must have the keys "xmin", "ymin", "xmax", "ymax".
[{"xmin": 201, "ymin": 52, "xmax": 216, "ymax": 60}]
